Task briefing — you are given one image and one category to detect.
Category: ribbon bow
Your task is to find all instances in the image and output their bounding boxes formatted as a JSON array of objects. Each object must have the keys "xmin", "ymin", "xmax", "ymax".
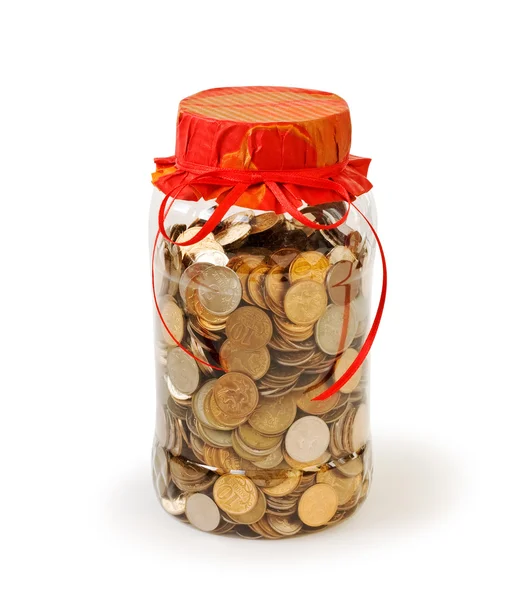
[{"xmin": 152, "ymin": 156, "xmax": 387, "ymax": 401}]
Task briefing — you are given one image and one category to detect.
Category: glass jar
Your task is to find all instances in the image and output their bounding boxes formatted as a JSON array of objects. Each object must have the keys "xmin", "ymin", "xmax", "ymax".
[{"xmin": 149, "ymin": 87, "xmax": 383, "ymax": 538}]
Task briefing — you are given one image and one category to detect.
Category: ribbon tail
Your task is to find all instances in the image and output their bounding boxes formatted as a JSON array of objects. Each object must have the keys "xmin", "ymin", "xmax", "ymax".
[{"xmin": 312, "ymin": 204, "xmax": 387, "ymax": 401}]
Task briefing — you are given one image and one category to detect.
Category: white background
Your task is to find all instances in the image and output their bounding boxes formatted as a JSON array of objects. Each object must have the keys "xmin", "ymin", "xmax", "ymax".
[{"xmin": 1, "ymin": 1, "xmax": 519, "ymax": 598}]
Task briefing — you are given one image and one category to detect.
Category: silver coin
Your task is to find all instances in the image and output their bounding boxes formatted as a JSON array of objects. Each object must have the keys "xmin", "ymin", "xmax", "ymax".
[
  {"xmin": 349, "ymin": 404, "xmax": 369, "ymax": 454},
  {"xmin": 159, "ymin": 295, "xmax": 185, "ymax": 346},
  {"xmin": 315, "ymin": 304, "xmax": 358, "ymax": 355},
  {"xmin": 193, "ymin": 250, "xmax": 229, "ymax": 266},
  {"xmin": 166, "ymin": 347, "xmax": 200, "ymax": 395},
  {"xmin": 155, "ymin": 405, "xmax": 169, "ymax": 447},
  {"xmin": 165, "ymin": 376, "xmax": 192, "ymax": 401},
  {"xmin": 197, "ymin": 266, "xmax": 242, "ymax": 316},
  {"xmin": 185, "ymin": 493, "xmax": 221, "ymax": 532},
  {"xmin": 285, "ymin": 416, "xmax": 330, "ymax": 463},
  {"xmin": 179, "ymin": 262, "xmax": 212, "ymax": 304}
]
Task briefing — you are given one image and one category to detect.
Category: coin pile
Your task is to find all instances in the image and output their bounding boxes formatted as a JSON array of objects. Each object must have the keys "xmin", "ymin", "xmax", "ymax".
[{"xmin": 153, "ymin": 204, "xmax": 373, "ymax": 538}]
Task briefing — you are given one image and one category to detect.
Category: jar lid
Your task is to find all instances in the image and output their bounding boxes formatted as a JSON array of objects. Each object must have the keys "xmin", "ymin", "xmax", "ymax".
[{"xmin": 175, "ymin": 86, "xmax": 352, "ymax": 170}]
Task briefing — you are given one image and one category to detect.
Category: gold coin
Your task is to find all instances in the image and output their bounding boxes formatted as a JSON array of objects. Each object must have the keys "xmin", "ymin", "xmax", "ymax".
[
  {"xmin": 237, "ymin": 423, "xmax": 283, "ymax": 451},
  {"xmin": 197, "ymin": 266, "xmax": 242, "ymax": 316},
  {"xmin": 336, "ymin": 455, "xmax": 364, "ymax": 477},
  {"xmin": 227, "ymin": 490, "xmax": 267, "ymax": 524},
  {"xmin": 289, "ymin": 383, "xmax": 340, "ymax": 415},
  {"xmin": 225, "ymin": 306, "xmax": 273, "ymax": 350},
  {"xmin": 207, "ymin": 392, "xmax": 249, "ymax": 429},
  {"xmin": 219, "ymin": 340, "xmax": 270, "ymax": 380},
  {"xmin": 298, "ymin": 483, "xmax": 338, "ymax": 527},
  {"xmin": 266, "ymin": 514, "xmax": 303, "ymax": 536},
  {"xmin": 265, "ymin": 265, "xmax": 290, "ymax": 306},
  {"xmin": 247, "ymin": 264, "xmax": 270, "ymax": 309},
  {"xmin": 283, "ymin": 450, "xmax": 331, "ymax": 470},
  {"xmin": 248, "ymin": 394, "xmax": 297, "ymax": 435},
  {"xmin": 251, "ymin": 446, "xmax": 284, "ymax": 469},
  {"xmin": 213, "ymin": 372, "xmax": 259, "ymax": 419},
  {"xmin": 316, "ymin": 470, "xmax": 362, "ymax": 506},
  {"xmin": 334, "ymin": 348, "xmax": 362, "ymax": 393},
  {"xmin": 284, "ymin": 280, "xmax": 327, "ymax": 325},
  {"xmin": 213, "ymin": 474, "xmax": 258, "ymax": 515},
  {"xmin": 289, "ymin": 251, "xmax": 330, "ymax": 284},
  {"xmin": 262, "ymin": 470, "xmax": 302, "ymax": 497},
  {"xmin": 216, "ymin": 448, "xmax": 243, "ymax": 471},
  {"xmin": 159, "ymin": 295, "xmax": 185, "ymax": 345},
  {"xmin": 250, "ymin": 211, "xmax": 282, "ymax": 234}
]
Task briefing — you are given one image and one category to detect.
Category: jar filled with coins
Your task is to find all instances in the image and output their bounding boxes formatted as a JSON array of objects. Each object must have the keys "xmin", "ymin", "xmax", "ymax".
[{"xmin": 150, "ymin": 87, "xmax": 385, "ymax": 538}]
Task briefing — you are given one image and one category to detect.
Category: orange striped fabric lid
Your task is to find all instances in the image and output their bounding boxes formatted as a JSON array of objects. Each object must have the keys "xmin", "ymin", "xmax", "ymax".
[{"xmin": 175, "ymin": 86, "xmax": 352, "ymax": 171}]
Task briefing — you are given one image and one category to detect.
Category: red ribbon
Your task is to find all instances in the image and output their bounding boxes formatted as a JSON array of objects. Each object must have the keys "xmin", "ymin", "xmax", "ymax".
[{"xmin": 152, "ymin": 156, "xmax": 386, "ymax": 401}]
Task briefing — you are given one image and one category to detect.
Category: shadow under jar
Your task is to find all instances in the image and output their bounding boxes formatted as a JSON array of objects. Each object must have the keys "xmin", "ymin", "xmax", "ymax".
[{"xmin": 150, "ymin": 86, "xmax": 381, "ymax": 538}]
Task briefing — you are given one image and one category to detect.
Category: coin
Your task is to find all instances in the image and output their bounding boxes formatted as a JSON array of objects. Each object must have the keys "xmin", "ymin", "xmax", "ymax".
[
  {"xmin": 266, "ymin": 514, "xmax": 303, "ymax": 536},
  {"xmin": 221, "ymin": 210, "xmax": 255, "ymax": 226},
  {"xmin": 213, "ymin": 372, "xmax": 259, "ymax": 419},
  {"xmin": 336, "ymin": 455, "xmax": 364, "ymax": 477},
  {"xmin": 161, "ymin": 489, "xmax": 187, "ymax": 516},
  {"xmin": 155, "ymin": 405, "xmax": 168, "ymax": 447},
  {"xmin": 347, "ymin": 230, "xmax": 363, "ymax": 253},
  {"xmin": 215, "ymin": 222, "xmax": 251, "ymax": 248},
  {"xmin": 166, "ymin": 347, "xmax": 200, "ymax": 395},
  {"xmin": 213, "ymin": 474, "xmax": 258, "ymax": 515},
  {"xmin": 265, "ymin": 265, "xmax": 290, "ymax": 307},
  {"xmin": 262, "ymin": 470, "xmax": 302, "ymax": 497},
  {"xmin": 225, "ymin": 306, "xmax": 273, "ymax": 350},
  {"xmin": 270, "ymin": 247, "xmax": 300, "ymax": 268},
  {"xmin": 227, "ymin": 489, "xmax": 267, "ymax": 524},
  {"xmin": 250, "ymin": 212, "xmax": 282, "ymax": 235},
  {"xmin": 290, "ymin": 384, "xmax": 340, "ymax": 415},
  {"xmin": 179, "ymin": 262, "xmax": 213, "ymax": 303},
  {"xmin": 248, "ymin": 393, "xmax": 297, "ymax": 435},
  {"xmin": 348, "ymin": 404, "xmax": 369, "ymax": 453},
  {"xmin": 326, "ymin": 260, "xmax": 361, "ymax": 305},
  {"xmin": 315, "ymin": 303, "xmax": 358, "ymax": 355},
  {"xmin": 251, "ymin": 446, "xmax": 284, "ymax": 469},
  {"xmin": 327, "ymin": 246, "xmax": 358, "ymax": 265},
  {"xmin": 207, "ymin": 393, "xmax": 249, "ymax": 429},
  {"xmin": 298, "ymin": 483, "xmax": 338, "ymax": 527},
  {"xmin": 159, "ymin": 295, "xmax": 185, "ymax": 345},
  {"xmin": 285, "ymin": 416, "xmax": 330, "ymax": 463},
  {"xmin": 247, "ymin": 264, "xmax": 270, "ymax": 309},
  {"xmin": 334, "ymin": 348, "xmax": 362, "ymax": 393},
  {"xmin": 289, "ymin": 251, "xmax": 330, "ymax": 284},
  {"xmin": 185, "ymin": 493, "xmax": 221, "ymax": 532},
  {"xmin": 197, "ymin": 266, "xmax": 242, "ymax": 316},
  {"xmin": 316, "ymin": 469, "xmax": 362, "ymax": 506},
  {"xmin": 193, "ymin": 250, "xmax": 229, "ymax": 266},
  {"xmin": 284, "ymin": 280, "xmax": 328, "ymax": 325},
  {"xmin": 237, "ymin": 422, "xmax": 283, "ymax": 451},
  {"xmin": 219, "ymin": 340, "xmax": 270, "ymax": 380}
]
